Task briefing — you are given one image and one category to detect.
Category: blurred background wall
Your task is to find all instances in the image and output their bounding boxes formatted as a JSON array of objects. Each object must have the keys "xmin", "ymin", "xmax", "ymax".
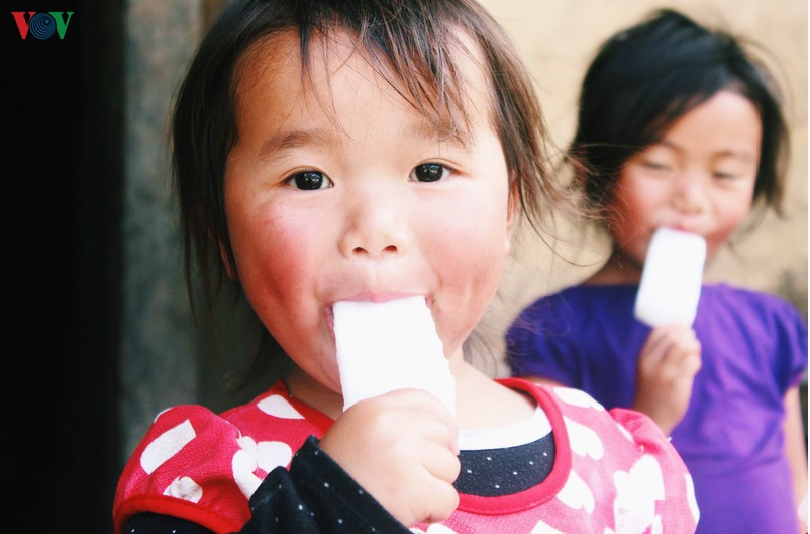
[{"xmin": 9, "ymin": 0, "xmax": 804, "ymax": 531}]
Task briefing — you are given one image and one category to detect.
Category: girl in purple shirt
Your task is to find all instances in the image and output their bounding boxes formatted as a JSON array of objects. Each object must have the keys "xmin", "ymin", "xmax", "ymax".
[{"xmin": 507, "ymin": 9, "xmax": 807, "ymax": 534}]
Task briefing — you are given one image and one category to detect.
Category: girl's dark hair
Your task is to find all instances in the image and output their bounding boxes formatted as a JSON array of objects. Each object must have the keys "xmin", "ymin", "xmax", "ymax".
[
  {"xmin": 571, "ymin": 8, "xmax": 789, "ymax": 219},
  {"xmin": 171, "ymin": 0, "xmax": 564, "ymax": 381}
]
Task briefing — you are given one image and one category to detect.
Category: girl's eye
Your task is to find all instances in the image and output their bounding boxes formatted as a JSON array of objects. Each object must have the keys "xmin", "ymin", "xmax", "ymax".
[
  {"xmin": 411, "ymin": 163, "xmax": 447, "ymax": 183},
  {"xmin": 713, "ymin": 169, "xmax": 745, "ymax": 181},
  {"xmin": 641, "ymin": 160, "xmax": 670, "ymax": 171},
  {"xmin": 286, "ymin": 171, "xmax": 333, "ymax": 190}
]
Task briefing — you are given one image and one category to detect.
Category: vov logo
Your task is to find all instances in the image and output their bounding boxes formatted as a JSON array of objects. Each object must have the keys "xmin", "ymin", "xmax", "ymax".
[{"xmin": 11, "ymin": 11, "xmax": 75, "ymax": 40}]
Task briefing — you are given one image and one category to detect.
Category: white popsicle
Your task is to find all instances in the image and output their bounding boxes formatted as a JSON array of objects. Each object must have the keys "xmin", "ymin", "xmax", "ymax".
[
  {"xmin": 634, "ymin": 227, "xmax": 706, "ymax": 327},
  {"xmin": 333, "ymin": 296, "xmax": 456, "ymax": 417}
]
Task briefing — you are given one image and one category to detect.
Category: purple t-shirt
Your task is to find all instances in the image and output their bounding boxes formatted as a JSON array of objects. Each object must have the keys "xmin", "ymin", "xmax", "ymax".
[{"xmin": 506, "ymin": 283, "xmax": 807, "ymax": 534}]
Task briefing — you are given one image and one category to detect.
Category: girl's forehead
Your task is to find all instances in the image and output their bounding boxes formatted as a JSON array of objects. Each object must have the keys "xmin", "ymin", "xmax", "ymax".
[{"xmin": 234, "ymin": 27, "xmax": 494, "ymax": 139}]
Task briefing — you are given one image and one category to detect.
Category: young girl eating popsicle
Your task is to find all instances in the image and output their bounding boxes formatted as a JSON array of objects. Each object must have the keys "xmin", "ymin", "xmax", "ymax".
[
  {"xmin": 112, "ymin": 1, "xmax": 699, "ymax": 532},
  {"xmin": 507, "ymin": 9, "xmax": 808, "ymax": 534}
]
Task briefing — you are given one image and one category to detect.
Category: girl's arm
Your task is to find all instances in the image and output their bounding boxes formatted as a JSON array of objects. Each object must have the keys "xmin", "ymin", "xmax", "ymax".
[
  {"xmin": 242, "ymin": 388, "xmax": 459, "ymax": 531},
  {"xmin": 239, "ymin": 436, "xmax": 413, "ymax": 533},
  {"xmin": 115, "ymin": 390, "xmax": 458, "ymax": 533},
  {"xmin": 123, "ymin": 436, "xmax": 413, "ymax": 534},
  {"xmin": 783, "ymin": 385, "xmax": 808, "ymax": 534}
]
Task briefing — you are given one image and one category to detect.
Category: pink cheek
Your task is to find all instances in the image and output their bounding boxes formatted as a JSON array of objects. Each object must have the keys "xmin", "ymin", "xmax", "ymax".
[{"xmin": 232, "ymin": 215, "xmax": 302, "ymax": 292}]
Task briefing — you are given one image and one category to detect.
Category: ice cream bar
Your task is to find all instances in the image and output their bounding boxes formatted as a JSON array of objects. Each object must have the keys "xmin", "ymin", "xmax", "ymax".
[
  {"xmin": 333, "ymin": 296, "xmax": 456, "ymax": 417},
  {"xmin": 634, "ymin": 227, "xmax": 706, "ymax": 327}
]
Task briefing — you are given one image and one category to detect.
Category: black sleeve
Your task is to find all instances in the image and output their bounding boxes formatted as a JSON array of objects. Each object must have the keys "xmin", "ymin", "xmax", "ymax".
[
  {"xmin": 123, "ymin": 436, "xmax": 411, "ymax": 534},
  {"xmin": 122, "ymin": 513, "xmax": 215, "ymax": 534},
  {"xmin": 237, "ymin": 435, "xmax": 411, "ymax": 533}
]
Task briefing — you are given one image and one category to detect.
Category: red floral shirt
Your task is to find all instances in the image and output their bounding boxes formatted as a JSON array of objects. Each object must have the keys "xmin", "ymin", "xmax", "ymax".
[{"xmin": 113, "ymin": 378, "xmax": 699, "ymax": 533}]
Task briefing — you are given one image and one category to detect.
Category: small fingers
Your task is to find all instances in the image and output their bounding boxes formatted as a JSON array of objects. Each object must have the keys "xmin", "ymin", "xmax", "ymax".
[
  {"xmin": 419, "ymin": 439, "xmax": 461, "ymax": 484},
  {"xmin": 422, "ymin": 482, "xmax": 460, "ymax": 524},
  {"xmin": 678, "ymin": 349, "xmax": 702, "ymax": 377},
  {"xmin": 640, "ymin": 325, "xmax": 700, "ymax": 367}
]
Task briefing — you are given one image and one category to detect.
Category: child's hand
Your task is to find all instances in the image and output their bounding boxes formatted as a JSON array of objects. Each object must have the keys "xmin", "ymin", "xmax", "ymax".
[
  {"xmin": 633, "ymin": 324, "xmax": 702, "ymax": 435},
  {"xmin": 318, "ymin": 388, "xmax": 461, "ymax": 527}
]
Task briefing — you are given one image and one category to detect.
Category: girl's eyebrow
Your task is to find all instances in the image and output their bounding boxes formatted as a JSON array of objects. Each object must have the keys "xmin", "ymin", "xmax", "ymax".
[
  {"xmin": 258, "ymin": 128, "xmax": 332, "ymax": 161},
  {"xmin": 715, "ymin": 149, "xmax": 757, "ymax": 162},
  {"xmin": 257, "ymin": 119, "xmax": 469, "ymax": 161},
  {"xmin": 401, "ymin": 118, "xmax": 471, "ymax": 150},
  {"xmin": 657, "ymin": 139, "xmax": 757, "ymax": 162}
]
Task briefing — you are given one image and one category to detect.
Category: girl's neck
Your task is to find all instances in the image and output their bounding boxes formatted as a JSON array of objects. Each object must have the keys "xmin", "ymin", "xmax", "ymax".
[
  {"xmin": 585, "ymin": 248, "xmax": 644, "ymax": 285},
  {"xmin": 286, "ymin": 367, "xmax": 345, "ymax": 420}
]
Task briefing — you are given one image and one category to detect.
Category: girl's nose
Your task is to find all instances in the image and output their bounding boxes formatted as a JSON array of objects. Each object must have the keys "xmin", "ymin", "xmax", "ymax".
[
  {"xmin": 672, "ymin": 172, "xmax": 709, "ymax": 215},
  {"xmin": 339, "ymin": 189, "xmax": 410, "ymax": 259}
]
